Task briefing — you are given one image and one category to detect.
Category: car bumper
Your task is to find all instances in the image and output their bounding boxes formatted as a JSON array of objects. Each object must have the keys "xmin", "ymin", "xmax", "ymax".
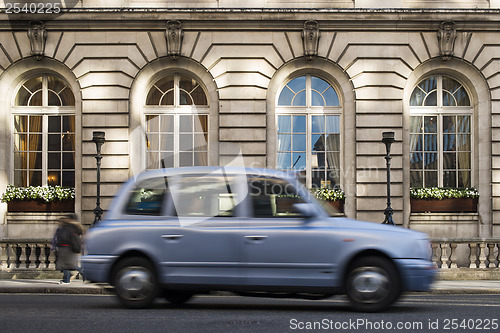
[
  {"xmin": 394, "ymin": 259, "xmax": 437, "ymax": 291},
  {"xmin": 81, "ymin": 255, "xmax": 118, "ymax": 283}
]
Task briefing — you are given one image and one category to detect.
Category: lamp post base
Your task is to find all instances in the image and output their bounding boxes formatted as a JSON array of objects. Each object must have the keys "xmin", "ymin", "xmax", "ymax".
[{"xmin": 383, "ymin": 207, "xmax": 395, "ymax": 225}]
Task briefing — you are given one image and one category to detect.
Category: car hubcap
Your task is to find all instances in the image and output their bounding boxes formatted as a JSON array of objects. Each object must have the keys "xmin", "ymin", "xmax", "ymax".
[
  {"xmin": 350, "ymin": 267, "xmax": 390, "ymax": 304},
  {"xmin": 116, "ymin": 266, "xmax": 154, "ymax": 301}
]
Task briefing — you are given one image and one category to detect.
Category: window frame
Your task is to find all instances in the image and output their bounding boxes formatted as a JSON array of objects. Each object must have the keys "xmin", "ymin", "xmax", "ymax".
[
  {"xmin": 144, "ymin": 73, "xmax": 210, "ymax": 169},
  {"xmin": 275, "ymin": 74, "xmax": 343, "ymax": 189},
  {"xmin": 11, "ymin": 74, "xmax": 76, "ymax": 187},
  {"xmin": 409, "ymin": 74, "xmax": 474, "ymax": 188}
]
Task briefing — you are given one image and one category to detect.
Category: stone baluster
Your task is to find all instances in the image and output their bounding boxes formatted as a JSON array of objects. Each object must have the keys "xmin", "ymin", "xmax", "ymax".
[
  {"xmin": 478, "ymin": 243, "xmax": 487, "ymax": 268},
  {"xmin": 431, "ymin": 243, "xmax": 439, "ymax": 266},
  {"xmin": 487, "ymin": 243, "xmax": 496, "ymax": 268},
  {"xmin": 16, "ymin": 243, "xmax": 25, "ymax": 268},
  {"xmin": 468, "ymin": 243, "xmax": 478, "ymax": 268},
  {"xmin": 0, "ymin": 243, "xmax": 9, "ymax": 269},
  {"xmin": 47, "ymin": 245, "xmax": 57, "ymax": 270},
  {"xmin": 449, "ymin": 243, "xmax": 458, "ymax": 268},
  {"xmin": 440, "ymin": 243, "xmax": 449, "ymax": 268},
  {"xmin": 35, "ymin": 244, "xmax": 44, "ymax": 268}
]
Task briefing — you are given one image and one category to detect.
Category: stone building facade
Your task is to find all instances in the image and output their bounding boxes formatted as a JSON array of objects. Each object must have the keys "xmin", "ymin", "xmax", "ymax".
[{"xmin": 1, "ymin": 0, "xmax": 500, "ymax": 239}]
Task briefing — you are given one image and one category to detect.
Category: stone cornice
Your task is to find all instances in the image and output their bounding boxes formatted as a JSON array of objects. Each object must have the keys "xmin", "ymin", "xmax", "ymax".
[{"xmin": 2, "ymin": 8, "xmax": 500, "ymax": 31}]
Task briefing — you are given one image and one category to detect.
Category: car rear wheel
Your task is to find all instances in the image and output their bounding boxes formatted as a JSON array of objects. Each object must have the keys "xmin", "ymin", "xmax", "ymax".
[
  {"xmin": 112, "ymin": 257, "xmax": 159, "ymax": 309},
  {"xmin": 345, "ymin": 256, "xmax": 401, "ymax": 312}
]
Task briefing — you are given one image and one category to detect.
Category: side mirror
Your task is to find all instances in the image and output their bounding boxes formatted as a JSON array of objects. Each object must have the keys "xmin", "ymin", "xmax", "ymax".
[{"xmin": 293, "ymin": 203, "xmax": 317, "ymax": 220}]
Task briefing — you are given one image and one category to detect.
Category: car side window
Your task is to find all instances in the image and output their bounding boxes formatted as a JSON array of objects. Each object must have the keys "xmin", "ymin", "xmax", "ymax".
[
  {"xmin": 125, "ymin": 177, "xmax": 170, "ymax": 215},
  {"xmin": 249, "ymin": 176, "xmax": 306, "ymax": 218},
  {"xmin": 171, "ymin": 174, "xmax": 239, "ymax": 217}
]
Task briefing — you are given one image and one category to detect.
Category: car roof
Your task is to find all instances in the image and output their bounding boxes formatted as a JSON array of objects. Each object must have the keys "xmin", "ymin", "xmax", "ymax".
[{"xmin": 134, "ymin": 166, "xmax": 298, "ymax": 181}]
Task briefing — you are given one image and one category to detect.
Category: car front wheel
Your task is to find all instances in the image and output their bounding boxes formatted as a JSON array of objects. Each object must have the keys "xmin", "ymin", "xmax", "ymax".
[
  {"xmin": 112, "ymin": 257, "xmax": 159, "ymax": 309},
  {"xmin": 345, "ymin": 256, "xmax": 401, "ymax": 312}
]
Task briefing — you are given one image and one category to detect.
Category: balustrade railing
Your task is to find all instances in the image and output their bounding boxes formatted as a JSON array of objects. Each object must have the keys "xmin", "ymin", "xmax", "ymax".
[
  {"xmin": 431, "ymin": 238, "xmax": 500, "ymax": 269},
  {"xmin": 1, "ymin": 239, "xmax": 499, "ymax": 273},
  {"xmin": 0, "ymin": 240, "xmax": 55, "ymax": 271}
]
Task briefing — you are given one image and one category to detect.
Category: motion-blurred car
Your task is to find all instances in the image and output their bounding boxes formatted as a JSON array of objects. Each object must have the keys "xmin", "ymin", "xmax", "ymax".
[{"xmin": 81, "ymin": 167, "xmax": 436, "ymax": 312}]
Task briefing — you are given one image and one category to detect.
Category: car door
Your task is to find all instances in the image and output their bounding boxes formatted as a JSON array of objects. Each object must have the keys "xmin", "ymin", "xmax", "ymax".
[
  {"xmin": 158, "ymin": 172, "xmax": 246, "ymax": 286},
  {"xmin": 242, "ymin": 176, "xmax": 340, "ymax": 288}
]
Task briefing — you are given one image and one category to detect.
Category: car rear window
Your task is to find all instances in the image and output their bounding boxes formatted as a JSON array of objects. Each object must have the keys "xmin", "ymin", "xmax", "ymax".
[{"xmin": 125, "ymin": 177, "xmax": 170, "ymax": 215}]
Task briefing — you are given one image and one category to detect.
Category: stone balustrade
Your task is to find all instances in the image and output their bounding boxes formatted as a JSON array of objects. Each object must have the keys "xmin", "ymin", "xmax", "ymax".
[
  {"xmin": 430, "ymin": 238, "xmax": 500, "ymax": 269},
  {"xmin": 1, "ymin": 239, "xmax": 499, "ymax": 276},
  {"xmin": 0, "ymin": 240, "xmax": 55, "ymax": 272}
]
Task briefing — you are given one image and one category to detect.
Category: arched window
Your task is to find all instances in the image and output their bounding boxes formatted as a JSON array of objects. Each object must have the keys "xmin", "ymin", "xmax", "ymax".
[
  {"xmin": 145, "ymin": 74, "xmax": 209, "ymax": 169},
  {"xmin": 12, "ymin": 74, "xmax": 75, "ymax": 187},
  {"xmin": 409, "ymin": 75, "xmax": 472, "ymax": 188},
  {"xmin": 276, "ymin": 75, "xmax": 341, "ymax": 188}
]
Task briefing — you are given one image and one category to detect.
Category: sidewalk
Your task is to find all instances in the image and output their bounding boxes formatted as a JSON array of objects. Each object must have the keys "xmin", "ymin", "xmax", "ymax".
[{"xmin": 0, "ymin": 279, "xmax": 500, "ymax": 295}]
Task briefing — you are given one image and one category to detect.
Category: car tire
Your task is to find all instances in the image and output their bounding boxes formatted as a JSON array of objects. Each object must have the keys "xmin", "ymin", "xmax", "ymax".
[
  {"xmin": 345, "ymin": 256, "xmax": 401, "ymax": 312},
  {"xmin": 112, "ymin": 257, "xmax": 159, "ymax": 309},
  {"xmin": 164, "ymin": 290, "xmax": 193, "ymax": 304}
]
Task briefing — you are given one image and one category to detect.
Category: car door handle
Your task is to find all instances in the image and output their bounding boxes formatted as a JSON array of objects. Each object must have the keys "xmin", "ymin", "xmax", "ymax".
[
  {"xmin": 162, "ymin": 234, "xmax": 184, "ymax": 240},
  {"xmin": 244, "ymin": 235, "xmax": 268, "ymax": 242}
]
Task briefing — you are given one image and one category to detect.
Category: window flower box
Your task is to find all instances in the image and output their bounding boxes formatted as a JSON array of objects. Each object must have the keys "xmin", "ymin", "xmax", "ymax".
[
  {"xmin": 1, "ymin": 185, "xmax": 75, "ymax": 213},
  {"xmin": 410, "ymin": 187, "xmax": 479, "ymax": 213},
  {"xmin": 313, "ymin": 187, "xmax": 345, "ymax": 213}
]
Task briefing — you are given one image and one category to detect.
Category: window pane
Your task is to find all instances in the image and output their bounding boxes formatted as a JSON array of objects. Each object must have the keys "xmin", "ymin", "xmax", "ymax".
[
  {"xmin": 410, "ymin": 116, "xmax": 423, "ymax": 133},
  {"xmin": 457, "ymin": 116, "xmax": 470, "ymax": 133},
  {"xmin": 14, "ymin": 115, "xmax": 27, "ymax": 133},
  {"xmin": 194, "ymin": 115, "xmax": 208, "ymax": 133},
  {"xmin": 147, "ymin": 76, "xmax": 174, "ymax": 105},
  {"xmin": 277, "ymin": 115, "xmax": 291, "ymax": 132},
  {"xmin": 454, "ymin": 87, "xmax": 470, "ymax": 106},
  {"xmin": 63, "ymin": 116, "xmax": 74, "ymax": 132},
  {"xmin": 48, "ymin": 134, "xmax": 61, "ymax": 151},
  {"xmin": 48, "ymin": 152, "xmax": 61, "ymax": 169},
  {"xmin": 15, "ymin": 77, "xmax": 42, "ymax": 106},
  {"xmin": 48, "ymin": 116, "xmax": 61, "ymax": 133},
  {"xmin": 292, "ymin": 134, "xmax": 306, "ymax": 151},
  {"xmin": 410, "ymin": 152, "xmax": 423, "ymax": 169},
  {"xmin": 424, "ymin": 91, "xmax": 437, "ymax": 106},
  {"xmin": 14, "ymin": 152, "xmax": 27, "ymax": 169},
  {"xmin": 292, "ymin": 115, "xmax": 306, "ymax": 133},
  {"xmin": 311, "ymin": 90, "xmax": 324, "ymax": 106},
  {"xmin": 457, "ymin": 134, "xmax": 471, "ymax": 151},
  {"xmin": 311, "ymin": 134, "xmax": 324, "ymax": 152},
  {"xmin": 180, "ymin": 115, "xmax": 192, "ymax": 132},
  {"xmin": 147, "ymin": 133, "xmax": 159, "ymax": 151},
  {"xmin": 146, "ymin": 115, "xmax": 159, "ymax": 132},
  {"xmin": 179, "ymin": 91, "xmax": 192, "ymax": 105},
  {"xmin": 29, "ymin": 134, "xmax": 43, "ymax": 151},
  {"xmin": 424, "ymin": 153, "xmax": 438, "ymax": 169},
  {"xmin": 249, "ymin": 177, "xmax": 305, "ymax": 218},
  {"xmin": 160, "ymin": 115, "xmax": 174, "ymax": 132},
  {"xmin": 193, "ymin": 134, "xmax": 207, "ymax": 152},
  {"xmin": 425, "ymin": 171, "xmax": 438, "ymax": 187},
  {"xmin": 62, "ymin": 171, "xmax": 75, "ymax": 187},
  {"xmin": 29, "ymin": 116, "xmax": 42, "ymax": 132},
  {"xmin": 48, "ymin": 91, "xmax": 61, "ymax": 106},
  {"xmin": 292, "ymin": 90, "xmax": 306, "ymax": 106},
  {"xmin": 424, "ymin": 134, "xmax": 437, "ymax": 151},
  {"xmin": 458, "ymin": 171, "xmax": 471, "ymax": 187},
  {"xmin": 292, "ymin": 152, "xmax": 306, "ymax": 170},
  {"xmin": 160, "ymin": 152, "xmax": 174, "ymax": 168},
  {"xmin": 457, "ymin": 152, "xmax": 471, "ymax": 169},
  {"xmin": 160, "ymin": 134, "xmax": 174, "ymax": 151},
  {"xmin": 287, "ymin": 76, "xmax": 306, "ymax": 94},
  {"xmin": 179, "ymin": 152, "xmax": 193, "ymax": 166},
  {"xmin": 443, "ymin": 116, "xmax": 455, "ymax": 133},
  {"xmin": 326, "ymin": 134, "xmax": 340, "ymax": 151},
  {"xmin": 410, "ymin": 134, "xmax": 422, "ymax": 152},
  {"xmin": 410, "ymin": 170, "xmax": 423, "ymax": 187},
  {"xmin": 194, "ymin": 152, "xmax": 208, "ymax": 166},
  {"xmin": 14, "ymin": 170, "xmax": 27, "ymax": 187},
  {"xmin": 147, "ymin": 152, "xmax": 159, "ymax": 169},
  {"xmin": 14, "ymin": 134, "xmax": 27, "ymax": 152},
  {"xmin": 278, "ymin": 134, "xmax": 291, "ymax": 151},
  {"xmin": 62, "ymin": 152, "xmax": 75, "ymax": 169},
  {"xmin": 277, "ymin": 152, "xmax": 291, "ymax": 170},
  {"xmin": 62, "ymin": 134, "xmax": 74, "ymax": 151},
  {"xmin": 443, "ymin": 171, "xmax": 456, "ymax": 188},
  {"xmin": 443, "ymin": 152, "xmax": 456, "ymax": 169},
  {"xmin": 424, "ymin": 116, "xmax": 437, "ymax": 133},
  {"xmin": 326, "ymin": 116, "xmax": 340, "ymax": 133},
  {"xmin": 278, "ymin": 86, "xmax": 295, "ymax": 106},
  {"xmin": 48, "ymin": 171, "xmax": 60, "ymax": 186},
  {"xmin": 312, "ymin": 116, "xmax": 324, "ymax": 133},
  {"xmin": 179, "ymin": 134, "xmax": 193, "ymax": 151},
  {"xmin": 443, "ymin": 134, "xmax": 456, "ymax": 151},
  {"xmin": 160, "ymin": 91, "xmax": 174, "ymax": 105},
  {"xmin": 29, "ymin": 170, "xmax": 42, "ymax": 186},
  {"xmin": 323, "ymin": 87, "xmax": 340, "ymax": 106}
]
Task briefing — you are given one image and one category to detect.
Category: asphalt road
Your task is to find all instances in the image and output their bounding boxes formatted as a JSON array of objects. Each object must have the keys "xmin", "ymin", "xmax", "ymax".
[{"xmin": 1, "ymin": 293, "xmax": 500, "ymax": 333}]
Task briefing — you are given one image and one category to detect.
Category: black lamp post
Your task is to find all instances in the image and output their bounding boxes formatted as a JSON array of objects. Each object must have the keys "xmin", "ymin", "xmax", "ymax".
[
  {"xmin": 92, "ymin": 131, "xmax": 105, "ymax": 225},
  {"xmin": 382, "ymin": 131, "xmax": 396, "ymax": 225}
]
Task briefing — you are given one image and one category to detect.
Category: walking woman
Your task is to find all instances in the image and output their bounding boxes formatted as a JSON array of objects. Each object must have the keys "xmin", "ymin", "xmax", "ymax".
[{"xmin": 52, "ymin": 214, "xmax": 84, "ymax": 284}]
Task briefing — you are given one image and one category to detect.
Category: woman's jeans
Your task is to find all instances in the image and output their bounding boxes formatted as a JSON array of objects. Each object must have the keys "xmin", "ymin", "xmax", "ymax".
[{"xmin": 62, "ymin": 267, "xmax": 84, "ymax": 283}]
